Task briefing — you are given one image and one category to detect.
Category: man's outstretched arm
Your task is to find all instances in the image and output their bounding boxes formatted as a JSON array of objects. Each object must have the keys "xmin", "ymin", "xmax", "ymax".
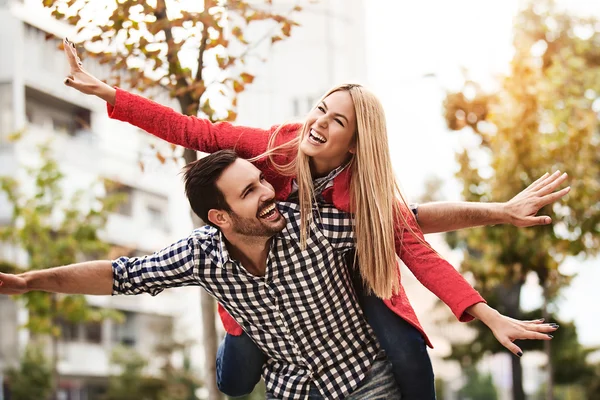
[
  {"xmin": 0, "ymin": 261, "xmax": 113, "ymax": 296},
  {"xmin": 417, "ymin": 171, "xmax": 570, "ymax": 234}
]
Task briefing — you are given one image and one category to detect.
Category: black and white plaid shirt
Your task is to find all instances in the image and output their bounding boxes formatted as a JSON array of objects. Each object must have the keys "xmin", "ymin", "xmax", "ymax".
[{"xmin": 112, "ymin": 202, "xmax": 380, "ymax": 399}]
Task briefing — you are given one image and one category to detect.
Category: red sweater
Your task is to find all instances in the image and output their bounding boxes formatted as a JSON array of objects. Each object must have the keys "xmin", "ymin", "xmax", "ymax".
[{"xmin": 108, "ymin": 88, "xmax": 485, "ymax": 347}]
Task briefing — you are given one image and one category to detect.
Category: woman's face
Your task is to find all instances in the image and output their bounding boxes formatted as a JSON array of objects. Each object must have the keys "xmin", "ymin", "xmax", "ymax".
[{"xmin": 300, "ymin": 90, "xmax": 357, "ymax": 176}]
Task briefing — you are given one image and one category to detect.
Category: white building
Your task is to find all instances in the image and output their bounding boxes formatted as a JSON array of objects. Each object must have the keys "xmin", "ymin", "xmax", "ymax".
[{"xmin": 0, "ymin": 1, "xmax": 203, "ymax": 399}]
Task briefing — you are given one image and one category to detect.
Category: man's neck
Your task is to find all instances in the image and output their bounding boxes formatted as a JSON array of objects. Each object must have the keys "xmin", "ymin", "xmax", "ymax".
[{"xmin": 225, "ymin": 234, "xmax": 272, "ymax": 277}]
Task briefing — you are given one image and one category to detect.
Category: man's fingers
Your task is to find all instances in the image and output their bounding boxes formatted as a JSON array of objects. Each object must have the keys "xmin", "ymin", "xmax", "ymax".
[
  {"xmin": 516, "ymin": 216, "xmax": 551, "ymax": 227},
  {"xmin": 539, "ymin": 186, "xmax": 571, "ymax": 206},
  {"xmin": 527, "ymin": 172, "xmax": 553, "ymax": 192},
  {"xmin": 536, "ymin": 172, "xmax": 569, "ymax": 196}
]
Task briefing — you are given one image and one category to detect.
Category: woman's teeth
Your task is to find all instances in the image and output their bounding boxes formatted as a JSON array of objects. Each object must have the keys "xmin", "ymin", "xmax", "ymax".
[{"xmin": 310, "ymin": 129, "xmax": 327, "ymax": 143}]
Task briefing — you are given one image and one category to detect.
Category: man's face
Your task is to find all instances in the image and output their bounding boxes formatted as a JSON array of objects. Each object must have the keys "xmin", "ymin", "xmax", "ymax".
[{"xmin": 215, "ymin": 159, "xmax": 286, "ymax": 237}]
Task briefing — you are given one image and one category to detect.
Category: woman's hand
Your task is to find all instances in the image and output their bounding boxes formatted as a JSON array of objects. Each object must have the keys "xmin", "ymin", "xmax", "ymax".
[
  {"xmin": 467, "ymin": 303, "xmax": 559, "ymax": 357},
  {"xmin": 63, "ymin": 38, "xmax": 117, "ymax": 105}
]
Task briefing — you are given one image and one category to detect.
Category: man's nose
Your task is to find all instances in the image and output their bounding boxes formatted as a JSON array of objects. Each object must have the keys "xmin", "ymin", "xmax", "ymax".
[{"xmin": 259, "ymin": 184, "xmax": 275, "ymax": 200}]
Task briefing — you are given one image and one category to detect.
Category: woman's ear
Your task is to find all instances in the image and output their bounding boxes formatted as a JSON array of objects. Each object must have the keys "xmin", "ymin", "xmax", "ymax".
[{"xmin": 208, "ymin": 209, "xmax": 230, "ymax": 229}]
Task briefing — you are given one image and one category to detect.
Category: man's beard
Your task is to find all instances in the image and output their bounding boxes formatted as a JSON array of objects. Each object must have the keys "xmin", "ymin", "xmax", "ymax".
[{"xmin": 229, "ymin": 210, "xmax": 285, "ymax": 237}]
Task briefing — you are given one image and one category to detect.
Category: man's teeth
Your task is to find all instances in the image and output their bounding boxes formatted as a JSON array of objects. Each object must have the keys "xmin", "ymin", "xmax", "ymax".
[
  {"xmin": 310, "ymin": 129, "xmax": 327, "ymax": 143},
  {"xmin": 259, "ymin": 204, "xmax": 276, "ymax": 217}
]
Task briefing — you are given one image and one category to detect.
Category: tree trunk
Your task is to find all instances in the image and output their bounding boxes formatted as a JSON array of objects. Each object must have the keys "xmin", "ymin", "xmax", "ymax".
[
  {"xmin": 543, "ymin": 288, "xmax": 554, "ymax": 400},
  {"xmin": 510, "ymin": 355, "xmax": 526, "ymax": 400},
  {"xmin": 183, "ymin": 148, "xmax": 222, "ymax": 400},
  {"xmin": 50, "ymin": 294, "xmax": 59, "ymax": 400},
  {"xmin": 496, "ymin": 281, "xmax": 526, "ymax": 400}
]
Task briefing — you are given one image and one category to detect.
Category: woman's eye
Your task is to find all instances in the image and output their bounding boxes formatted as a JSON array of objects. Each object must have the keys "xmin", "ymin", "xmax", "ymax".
[
  {"xmin": 317, "ymin": 106, "xmax": 325, "ymax": 112},
  {"xmin": 335, "ymin": 119, "xmax": 344, "ymax": 126}
]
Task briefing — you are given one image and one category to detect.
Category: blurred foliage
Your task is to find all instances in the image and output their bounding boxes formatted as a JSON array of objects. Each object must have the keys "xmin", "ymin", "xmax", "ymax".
[
  {"xmin": 104, "ymin": 339, "xmax": 202, "ymax": 400},
  {"xmin": 0, "ymin": 141, "xmax": 123, "ymax": 336},
  {"xmin": 43, "ymin": 0, "xmax": 303, "ymax": 122},
  {"xmin": 442, "ymin": 0, "xmax": 600, "ymax": 398},
  {"xmin": 0, "ymin": 139, "xmax": 124, "ymax": 398},
  {"xmin": 457, "ymin": 367, "xmax": 498, "ymax": 400},
  {"xmin": 5, "ymin": 344, "xmax": 53, "ymax": 400}
]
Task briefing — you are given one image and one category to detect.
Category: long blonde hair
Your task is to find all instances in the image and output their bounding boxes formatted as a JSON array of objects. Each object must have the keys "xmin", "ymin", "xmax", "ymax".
[{"xmin": 256, "ymin": 84, "xmax": 419, "ymax": 299}]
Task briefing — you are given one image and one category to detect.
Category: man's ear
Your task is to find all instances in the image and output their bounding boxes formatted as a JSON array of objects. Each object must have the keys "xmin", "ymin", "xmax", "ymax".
[{"xmin": 207, "ymin": 209, "xmax": 230, "ymax": 229}]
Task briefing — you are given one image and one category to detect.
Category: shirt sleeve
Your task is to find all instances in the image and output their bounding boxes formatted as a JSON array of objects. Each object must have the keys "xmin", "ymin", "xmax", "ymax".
[
  {"xmin": 395, "ymin": 205, "xmax": 486, "ymax": 322},
  {"xmin": 317, "ymin": 206, "xmax": 356, "ymax": 252},
  {"xmin": 111, "ymin": 234, "xmax": 203, "ymax": 296}
]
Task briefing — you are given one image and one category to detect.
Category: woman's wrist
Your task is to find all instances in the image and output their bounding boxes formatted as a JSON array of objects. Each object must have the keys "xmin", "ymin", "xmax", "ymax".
[
  {"xmin": 97, "ymin": 84, "xmax": 117, "ymax": 105},
  {"xmin": 466, "ymin": 302, "xmax": 501, "ymax": 325}
]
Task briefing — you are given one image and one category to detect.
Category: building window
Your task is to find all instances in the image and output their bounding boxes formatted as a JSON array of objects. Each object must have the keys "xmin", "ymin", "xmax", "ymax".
[
  {"xmin": 57, "ymin": 318, "xmax": 79, "ymax": 342},
  {"xmin": 112, "ymin": 311, "xmax": 137, "ymax": 347},
  {"xmin": 25, "ymin": 87, "xmax": 91, "ymax": 137},
  {"xmin": 292, "ymin": 95, "xmax": 318, "ymax": 117},
  {"xmin": 147, "ymin": 205, "xmax": 168, "ymax": 232},
  {"xmin": 105, "ymin": 181, "xmax": 134, "ymax": 217},
  {"xmin": 84, "ymin": 321, "xmax": 103, "ymax": 344}
]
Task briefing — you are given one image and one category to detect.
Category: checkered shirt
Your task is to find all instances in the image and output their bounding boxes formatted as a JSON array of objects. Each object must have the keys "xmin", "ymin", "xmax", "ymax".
[{"xmin": 112, "ymin": 202, "xmax": 380, "ymax": 399}]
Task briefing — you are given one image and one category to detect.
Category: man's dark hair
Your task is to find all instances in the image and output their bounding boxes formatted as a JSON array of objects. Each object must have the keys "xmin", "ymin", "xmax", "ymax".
[{"xmin": 182, "ymin": 150, "xmax": 238, "ymax": 224}]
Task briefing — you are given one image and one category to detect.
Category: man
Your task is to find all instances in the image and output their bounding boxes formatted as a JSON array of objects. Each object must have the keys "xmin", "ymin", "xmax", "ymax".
[{"xmin": 0, "ymin": 150, "xmax": 559, "ymax": 399}]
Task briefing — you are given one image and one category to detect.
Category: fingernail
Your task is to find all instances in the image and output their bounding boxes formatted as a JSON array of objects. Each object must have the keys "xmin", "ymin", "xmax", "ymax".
[
  {"xmin": 538, "ymin": 318, "xmax": 545, "ymax": 322},
  {"xmin": 64, "ymin": 78, "xmax": 70, "ymax": 85},
  {"xmin": 547, "ymin": 334, "xmax": 554, "ymax": 338},
  {"xmin": 517, "ymin": 351, "xmax": 523, "ymax": 357},
  {"xmin": 550, "ymin": 323, "xmax": 559, "ymax": 328},
  {"xmin": 72, "ymin": 42, "xmax": 75, "ymax": 48}
]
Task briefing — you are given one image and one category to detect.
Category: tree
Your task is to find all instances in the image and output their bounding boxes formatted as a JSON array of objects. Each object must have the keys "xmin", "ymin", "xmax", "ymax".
[
  {"xmin": 104, "ymin": 347, "xmax": 167, "ymax": 400},
  {"xmin": 43, "ymin": 1, "xmax": 305, "ymax": 397},
  {"xmin": 442, "ymin": 1, "xmax": 600, "ymax": 398},
  {"xmin": 5, "ymin": 344, "xmax": 53, "ymax": 400},
  {"xmin": 105, "ymin": 331, "xmax": 202, "ymax": 400},
  {"xmin": 0, "ymin": 141, "xmax": 123, "ymax": 399}
]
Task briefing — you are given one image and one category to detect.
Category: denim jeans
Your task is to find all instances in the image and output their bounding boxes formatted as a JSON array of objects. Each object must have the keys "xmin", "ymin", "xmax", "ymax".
[{"xmin": 216, "ymin": 331, "xmax": 266, "ymax": 397}]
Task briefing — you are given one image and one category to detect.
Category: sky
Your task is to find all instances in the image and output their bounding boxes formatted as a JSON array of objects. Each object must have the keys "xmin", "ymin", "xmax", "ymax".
[{"xmin": 365, "ymin": 0, "xmax": 600, "ymax": 346}]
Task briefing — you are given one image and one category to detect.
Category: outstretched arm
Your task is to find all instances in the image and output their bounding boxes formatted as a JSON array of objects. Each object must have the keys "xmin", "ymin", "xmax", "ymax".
[
  {"xmin": 62, "ymin": 38, "xmax": 285, "ymax": 159},
  {"xmin": 417, "ymin": 171, "xmax": 570, "ymax": 234},
  {"xmin": 0, "ymin": 261, "xmax": 113, "ymax": 295}
]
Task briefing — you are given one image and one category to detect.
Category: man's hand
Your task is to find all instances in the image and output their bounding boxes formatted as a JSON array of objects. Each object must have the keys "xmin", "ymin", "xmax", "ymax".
[
  {"xmin": 0, "ymin": 273, "xmax": 28, "ymax": 295},
  {"xmin": 63, "ymin": 38, "xmax": 117, "ymax": 104},
  {"xmin": 503, "ymin": 171, "xmax": 570, "ymax": 227}
]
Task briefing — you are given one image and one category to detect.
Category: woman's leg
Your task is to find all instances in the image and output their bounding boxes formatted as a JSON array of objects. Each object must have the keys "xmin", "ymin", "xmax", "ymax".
[
  {"xmin": 359, "ymin": 293, "xmax": 436, "ymax": 399},
  {"xmin": 216, "ymin": 332, "xmax": 267, "ymax": 397}
]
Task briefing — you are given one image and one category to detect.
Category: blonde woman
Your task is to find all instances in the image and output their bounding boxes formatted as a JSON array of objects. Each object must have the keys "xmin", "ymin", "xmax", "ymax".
[{"xmin": 63, "ymin": 39, "xmax": 566, "ymax": 398}]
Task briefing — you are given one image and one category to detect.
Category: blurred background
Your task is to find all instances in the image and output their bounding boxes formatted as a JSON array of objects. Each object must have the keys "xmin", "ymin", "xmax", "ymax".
[{"xmin": 0, "ymin": 0, "xmax": 598, "ymax": 399}]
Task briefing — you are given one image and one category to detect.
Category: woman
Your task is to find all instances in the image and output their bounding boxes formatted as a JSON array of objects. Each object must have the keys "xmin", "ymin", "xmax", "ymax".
[{"xmin": 63, "ymin": 39, "xmax": 559, "ymax": 399}]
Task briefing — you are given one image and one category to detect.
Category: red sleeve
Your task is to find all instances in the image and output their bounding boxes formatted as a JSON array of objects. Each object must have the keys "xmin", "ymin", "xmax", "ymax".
[
  {"xmin": 395, "ymin": 206, "xmax": 486, "ymax": 322},
  {"xmin": 107, "ymin": 88, "xmax": 277, "ymax": 159}
]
